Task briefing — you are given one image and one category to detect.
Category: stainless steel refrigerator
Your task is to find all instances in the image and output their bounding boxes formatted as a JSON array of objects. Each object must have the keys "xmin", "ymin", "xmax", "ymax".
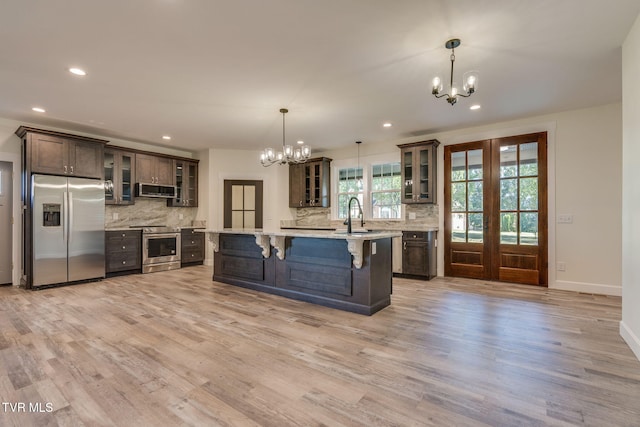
[{"xmin": 32, "ymin": 174, "xmax": 105, "ymax": 288}]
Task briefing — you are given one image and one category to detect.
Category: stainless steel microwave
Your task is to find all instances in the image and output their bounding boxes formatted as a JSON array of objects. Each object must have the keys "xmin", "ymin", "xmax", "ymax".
[{"xmin": 135, "ymin": 183, "xmax": 177, "ymax": 198}]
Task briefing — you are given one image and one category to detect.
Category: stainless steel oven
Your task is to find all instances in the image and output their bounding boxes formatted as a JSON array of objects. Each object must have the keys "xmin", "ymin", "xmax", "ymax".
[{"xmin": 141, "ymin": 227, "xmax": 181, "ymax": 273}]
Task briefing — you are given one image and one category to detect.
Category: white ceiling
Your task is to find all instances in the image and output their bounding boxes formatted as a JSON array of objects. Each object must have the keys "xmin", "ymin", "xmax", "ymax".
[{"xmin": 1, "ymin": 1, "xmax": 638, "ymax": 153}]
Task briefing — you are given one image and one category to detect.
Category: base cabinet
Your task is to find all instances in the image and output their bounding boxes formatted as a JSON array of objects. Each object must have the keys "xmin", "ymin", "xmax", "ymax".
[
  {"xmin": 106, "ymin": 230, "xmax": 142, "ymax": 275},
  {"xmin": 398, "ymin": 231, "xmax": 437, "ymax": 280},
  {"xmin": 181, "ymin": 228, "xmax": 205, "ymax": 266}
]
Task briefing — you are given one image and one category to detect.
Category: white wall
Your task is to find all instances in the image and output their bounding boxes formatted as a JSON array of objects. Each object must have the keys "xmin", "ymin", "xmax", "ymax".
[{"xmin": 621, "ymin": 13, "xmax": 640, "ymax": 361}]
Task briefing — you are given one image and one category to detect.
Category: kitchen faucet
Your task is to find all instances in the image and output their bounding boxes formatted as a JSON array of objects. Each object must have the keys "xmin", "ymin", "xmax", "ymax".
[{"xmin": 344, "ymin": 196, "xmax": 364, "ymax": 234}]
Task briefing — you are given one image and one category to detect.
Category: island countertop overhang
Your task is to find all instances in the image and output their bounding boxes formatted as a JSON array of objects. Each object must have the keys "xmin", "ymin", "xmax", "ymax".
[{"xmin": 202, "ymin": 228, "xmax": 403, "ymax": 240}]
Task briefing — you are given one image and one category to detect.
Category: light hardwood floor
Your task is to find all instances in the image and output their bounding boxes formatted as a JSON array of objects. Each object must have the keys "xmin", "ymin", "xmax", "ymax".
[{"xmin": 1, "ymin": 266, "xmax": 639, "ymax": 426}]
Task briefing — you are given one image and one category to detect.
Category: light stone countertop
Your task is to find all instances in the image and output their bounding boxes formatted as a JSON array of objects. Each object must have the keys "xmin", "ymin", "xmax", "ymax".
[
  {"xmin": 202, "ymin": 228, "xmax": 402, "ymax": 240},
  {"xmin": 203, "ymin": 228, "xmax": 402, "ymax": 269}
]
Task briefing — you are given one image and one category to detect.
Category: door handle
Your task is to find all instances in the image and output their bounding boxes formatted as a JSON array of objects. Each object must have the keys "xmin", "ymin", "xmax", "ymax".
[
  {"xmin": 68, "ymin": 192, "xmax": 73, "ymax": 243},
  {"xmin": 403, "ymin": 241, "xmax": 407, "ymax": 251},
  {"xmin": 70, "ymin": 165, "xmax": 74, "ymax": 174}
]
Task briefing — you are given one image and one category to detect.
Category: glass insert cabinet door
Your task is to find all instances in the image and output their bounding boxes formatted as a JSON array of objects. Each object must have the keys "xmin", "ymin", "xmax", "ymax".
[
  {"xmin": 398, "ymin": 140, "xmax": 440, "ymax": 204},
  {"xmin": 444, "ymin": 132, "xmax": 548, "ymax": 286},
  {"xmin": 104, "ymin": 149, "xmax": 135, "ymax": 205}
]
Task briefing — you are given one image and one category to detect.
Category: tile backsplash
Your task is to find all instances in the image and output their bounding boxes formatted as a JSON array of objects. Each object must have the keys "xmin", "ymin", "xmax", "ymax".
[
  {"xmin": 290, "ymin": 203, "xmax": 439, "ymax": 230},
  {"xmin": 105, "ymin": 198, "xmax": 198, "ymax": 228}
]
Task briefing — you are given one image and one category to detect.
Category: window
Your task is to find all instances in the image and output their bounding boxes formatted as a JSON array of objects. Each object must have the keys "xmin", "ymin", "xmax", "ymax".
[
  {"xmin": 337, "ymin": 167, "xmax": 363, "ymax": 219},
  {"xmin": 371, "ymin": 163, "xmax": 401, "ymax": 219}
]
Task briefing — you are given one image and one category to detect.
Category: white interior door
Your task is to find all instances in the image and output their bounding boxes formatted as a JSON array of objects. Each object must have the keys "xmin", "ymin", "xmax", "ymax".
[{"xmin": 0, "ymin": 161, "xmax": 12, "ymax": 284}]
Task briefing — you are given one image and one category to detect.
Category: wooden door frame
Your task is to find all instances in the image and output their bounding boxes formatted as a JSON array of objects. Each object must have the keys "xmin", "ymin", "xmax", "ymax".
[
  {"xmin": 223, "ymin": 180, "xmax": 264, "ymax": 229},
  {"xmin": 444, "ymin": 132, "xmax": 548, "ymax": 286}
]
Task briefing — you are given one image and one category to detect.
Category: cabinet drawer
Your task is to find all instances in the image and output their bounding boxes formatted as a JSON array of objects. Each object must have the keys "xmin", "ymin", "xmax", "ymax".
[
  {"xmin": 106, "ymin": 252, "xmax": 141, "ymax": 272},
  {"xmin": 182, "ymin": 247, "xmax": 204, "ymax": 263},
  {"xmin": 181, "ymin": 232, "xmax": 204, "ymax": 249},
  {"xmin": 402, "ymin": 231, "xmax": 428, "ymax": 241}
]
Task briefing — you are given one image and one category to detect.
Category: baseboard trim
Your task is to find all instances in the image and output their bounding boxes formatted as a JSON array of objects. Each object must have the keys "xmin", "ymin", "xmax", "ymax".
[
  {"xmin": 620, "ymin": 321, "xmax": 640, "ymax": 362},
  {"xmin": 551, "ymin": 280, "xmax": 621, "ymax": 296}
]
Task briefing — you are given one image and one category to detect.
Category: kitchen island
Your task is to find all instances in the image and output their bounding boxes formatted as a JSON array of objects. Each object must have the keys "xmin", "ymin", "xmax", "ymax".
[{"xmin": 205, "ymin": 229, "xmax": 402, "ymax": 315}]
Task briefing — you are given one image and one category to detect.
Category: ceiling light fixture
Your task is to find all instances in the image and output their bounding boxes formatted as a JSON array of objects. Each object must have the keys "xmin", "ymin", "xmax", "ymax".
[
  {"xmin": 32, "ymin": 107, "xmax": 46, "ymax": 113},
  {"xmin": 432, "ymin": 38, "xmax": 478, "ymax": 106},
  {"xmin": 69, "ymin": 67, "xmax": 87, "ymax": 76},
  {"xmin": 260, "ymin": 108, "xmax": 311, "ymax": 167},
  {"xmin": 383, "ymin": 123, "xmax": 392, "ymax": 128},
  {"xmin": 162, "ymin": 135, "xmax": 172, "ymax": 140},
  {"xmin": 470, "ymin": 104, "xmax": 481, "ymax": 110}
]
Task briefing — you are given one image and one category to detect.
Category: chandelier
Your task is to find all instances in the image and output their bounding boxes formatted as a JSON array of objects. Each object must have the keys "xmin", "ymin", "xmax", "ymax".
[
  {"xmin": 260, "ymin": 108, "xmax": 311, "ymax": 167},
  {"xmin": 432, "ymin": 38, "xmax": 478, "ymax": 105}
]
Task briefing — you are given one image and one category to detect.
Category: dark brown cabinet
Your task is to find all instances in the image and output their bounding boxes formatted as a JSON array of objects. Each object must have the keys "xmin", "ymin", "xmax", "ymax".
[
  {"xmin": 398, "ymin": 140, "xmax": 440, "ymax": 204},
  {"xmin": 135, "ymin": 153, "xmax": 174, "ymax": 185},
  {"xmin": 168, "ymin": 160, "xmax": 198, "ymax": 207},
  {"xmin": 401, "ymin": 231, "xmax": 437, "ymax": 280},
  {"xmin": 106, "ymin": 230, "xmax": 142, "ymax": 275},
  {"xmin": 17, "ymin": 127, "xmax": 106, "ymax": 180},
  {"xmin": 181, "ymin": 228, "xmax": 205, "ymax": 266},
  {"xmin": 289, "ymin": 157, "xmax": 331, "ymax": 208},
  {"xmin": 105, "ymin": 148, "xmax": 135, "ymax": 205}
]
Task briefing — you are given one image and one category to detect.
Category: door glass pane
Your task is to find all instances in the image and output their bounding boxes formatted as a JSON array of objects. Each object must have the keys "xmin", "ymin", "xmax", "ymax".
[
  {"xmin": 500, "ymin": 212, "xmax": 517, "ymax": 244},
  {"xmin": 231, "ymin": 211, "xmax": 243, "ymax": 228},
  {"xmin": 451, "ymin": 151, "xmax": 466, "ymax": 181},
  {"xmin": 519, "ymin": 178, "xmax": 538, "ymax": 210},
  {"xmin": 231, "ymin": 185, "xmax": 243, "ymax": 210},
  {"xmin": 520, "ymin": 213, "xmax": 538, "ymax": 245},
  {"xmin": 500, "ymin": 179, "xmax": 517, "ymax": 210},
  {"xmin": 244, "ymin": 185, "xmax": 256, "ymax": 210},
  {"xmin": 452, "ymin": 213, "xmax": 466, "ymax": 242},
  {"xmin": 519, "ymin": 143, "xmax": 538, "ymax": 176},
  {"xmin": 468, "ymin": 213, "xmax": 483, "ymax": 243},
  {"xmin": 468, "ymin": 181, "xmax": 483, "ymax": 211},
  {"xmin": 121, "ymin": 155, "xmax": 132, "ymax": 202},
  {"xmin": 500, "ymin": 145, "xmax": 518, "ymax": 178},
  {"xmin": 468, "ymin": 149, "xmax": 483, "ymax": 180},
  {"xmin": 244, "ymin": 211, "xmax": 256, "ymax": 229},
  {"xmin": 451, "ymin": 183, "xmax": 466, "ymax": 211}
]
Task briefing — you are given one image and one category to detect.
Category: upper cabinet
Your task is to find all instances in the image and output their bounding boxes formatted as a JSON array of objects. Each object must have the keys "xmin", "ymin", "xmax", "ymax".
[
  {"xmin": 289, "ymin": 157, "xmax": 332, "ymax": 208},
  {"xmin": 398, "ymin": 140, "xmax": 440, "ymax": 204},
  {"xmin": 135, "ymin": 153, "xmax": 174, "ymax": 186},
  {"xmin": 17, "ymin": 126, "xmax": 106, "ymax": 180},
  {"xmin": 105, "ymin": 148, "xmax": 135, "ymax": 205},
  {"xmin": 167, "ymin": 160, "xmax": 198, "ymax": 207}
]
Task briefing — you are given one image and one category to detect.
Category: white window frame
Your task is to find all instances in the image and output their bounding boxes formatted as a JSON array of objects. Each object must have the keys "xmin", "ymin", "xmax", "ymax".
[{"xmin": 331, "ymin": 152, "xmax": 403, "ymax": 222}]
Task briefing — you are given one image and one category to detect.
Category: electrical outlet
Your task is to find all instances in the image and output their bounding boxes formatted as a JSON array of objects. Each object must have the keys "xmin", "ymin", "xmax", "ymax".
[
  {"xmin": 557, "ymin": 262, "xmax": 566, "ymax": 271},
  {"xmin": 112, "ymin": 212, "xmax": 119, "ymax": 220},
  {"xmin": 179, "ymin": 213, "xmax": 184, "ymax": 220},
  {"xmin": 558, "ymin": 214, "xmax": 573, "ymax": 224},
  {"xmin": 408, "ymin": 212, "xmax": 416, "ymax": 220}
]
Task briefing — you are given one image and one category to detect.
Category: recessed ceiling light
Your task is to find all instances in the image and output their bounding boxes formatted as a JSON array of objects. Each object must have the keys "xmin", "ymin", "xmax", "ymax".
[
  {"xmin": 69, "ymin": 67, "xmax": 87, "ymax": 76},
  {"xmin": 470, "ymin": 104, "xmax": 481, "ymax": 110},
  {"xmin": 32, "ymin": 107, "xmax": 46, "ymax": 113},
  {"xmin": 383, "ymin": 122, "xmax": 392, "ymax": 128},
  {"xmin": 297, "ymin": 140, "xmax": 304, "ymax": 145},
  {"xmin": 162, "ymin": 135, "xmax": 172, "ymax": 140}
]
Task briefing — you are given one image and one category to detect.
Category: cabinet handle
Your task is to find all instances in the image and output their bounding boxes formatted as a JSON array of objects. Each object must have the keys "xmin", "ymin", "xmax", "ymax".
[
  {"xmin": 122, "ymin": 261, "xmax": 127, "ymax": 265},
  {"xmin": 191, "ymin": 240, "xmax": 195, "ymax": 244},
  {"xmin": 122, "ymin": 233, "xmax": 126, "ymax": 237},
  {"xmin": 122, "ymin": 246, "xmax": 126, "ymax": 249},
  {"xmin": 70, "ymin": 166, "xmax": 74, "ymax": 174},
  {"xmin": 403, "ymin": 241, "xmax": 407, "ymax": 250},
  {"xmin": 64, "ymin": 165, "xmax": 68, "ymax": 174}
]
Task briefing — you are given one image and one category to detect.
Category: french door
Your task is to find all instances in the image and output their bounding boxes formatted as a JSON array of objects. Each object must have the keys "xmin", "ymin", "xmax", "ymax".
[{"xmin": 444, "ymin": 132, "xmax": 548, "ymax": 286}]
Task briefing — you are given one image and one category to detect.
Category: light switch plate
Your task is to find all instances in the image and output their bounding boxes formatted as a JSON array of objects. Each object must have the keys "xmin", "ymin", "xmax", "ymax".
[{"xmin": 558, "ymin": 214, "xmax": 573, "ymax": 224}]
